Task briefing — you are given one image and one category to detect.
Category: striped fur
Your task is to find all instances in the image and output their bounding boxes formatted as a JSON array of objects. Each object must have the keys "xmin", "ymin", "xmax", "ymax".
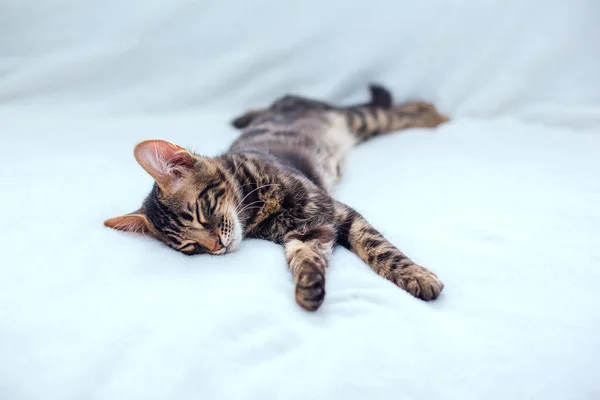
[
  {"xmin": 105, "ymin": 84, "xmax": 448, "ymax": 311},
  {"xmin": 335, "ymin": 202, "xmax": 443, "ymax": 300}
]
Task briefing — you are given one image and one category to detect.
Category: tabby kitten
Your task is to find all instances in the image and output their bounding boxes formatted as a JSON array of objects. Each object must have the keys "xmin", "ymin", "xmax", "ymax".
[{"xmin": 105, "ymin": 85, "xmax": 448, "ymax": 311}]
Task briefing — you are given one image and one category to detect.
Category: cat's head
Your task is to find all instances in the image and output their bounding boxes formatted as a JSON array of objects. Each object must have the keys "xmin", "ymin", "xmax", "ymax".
[{"xmin": 104, "ymin": 140, "xmax": 243, "ymax": 255}]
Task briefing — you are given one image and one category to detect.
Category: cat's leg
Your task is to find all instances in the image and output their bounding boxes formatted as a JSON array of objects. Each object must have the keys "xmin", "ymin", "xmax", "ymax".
[
  {"xmin": 341, "ymin": 99, "xmax": 448, "ymax": 143},
  {"xmin": 231, "ymin": 108, "xmax": 267, "ymax": 129},
  {"xmin": 335, "ymin": 201, "xmax": 443, "ymax": 301},
  {"xmin": 283, "ymin": 225, "xmax": 336, "ymax": 311}
]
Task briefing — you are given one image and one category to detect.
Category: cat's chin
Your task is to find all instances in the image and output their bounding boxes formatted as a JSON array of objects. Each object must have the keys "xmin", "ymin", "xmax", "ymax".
[
  {"xmin": 211, "ymin": 247, "xmax": 228, "ymax": 256},
  {"xmin": 215, "ymin": 235, "xmax": 241, "ymax": 255},
  {"xmin": 225, "ymin": 215, "xmax": 244, "ymax": 253},
  {"xmin": 224, "ymin": 237, "xmax": 241, "ymax": 254}
]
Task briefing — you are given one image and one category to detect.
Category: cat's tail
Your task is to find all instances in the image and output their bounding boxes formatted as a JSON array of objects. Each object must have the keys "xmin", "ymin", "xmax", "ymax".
[{"xmin": 342, "ymin": 84, "xmax": 449, "ymax": 143}]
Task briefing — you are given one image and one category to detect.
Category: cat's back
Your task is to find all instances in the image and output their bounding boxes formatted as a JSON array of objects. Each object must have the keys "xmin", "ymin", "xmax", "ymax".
[{"xmin": 228, "ymin": 107, "xmax": 353, "ymax": 192}]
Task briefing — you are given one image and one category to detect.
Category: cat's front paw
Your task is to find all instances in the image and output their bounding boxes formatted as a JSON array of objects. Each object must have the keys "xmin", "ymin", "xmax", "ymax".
[
  {"xmin": 395, "ymin": 264, "xmax": 444, "ymax": 301},
  {"xmin": 295, "ymin": 267, "xmax": 326, "ymax": 312}
]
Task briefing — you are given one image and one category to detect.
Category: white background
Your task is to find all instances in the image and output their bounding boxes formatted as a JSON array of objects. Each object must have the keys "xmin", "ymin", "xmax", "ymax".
[{"xmin": 1, "ymin": 1, "xmax": 599, "ymax": 399}]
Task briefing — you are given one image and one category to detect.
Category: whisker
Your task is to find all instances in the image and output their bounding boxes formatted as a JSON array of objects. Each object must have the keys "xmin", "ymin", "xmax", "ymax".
[
  {"xmin": 237, "ymin": 199, "xmax": 265, "ymax": 211},
  {"xmin": 238, "ymin": 206, "xmax": 264, "ymax": 215},
  {"xmin": 235, "ymin": 183, "xmax": 280, "ymax": 212},
  {"xmin": 237, "ymin": 201, "xmax": 266, "ymax": 215}
]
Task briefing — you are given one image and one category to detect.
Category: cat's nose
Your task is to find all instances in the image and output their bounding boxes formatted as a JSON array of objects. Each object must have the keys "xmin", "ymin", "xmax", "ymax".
[{"xmin": 213, "ymin": 237, "xmax": 223, "ymax": 251}]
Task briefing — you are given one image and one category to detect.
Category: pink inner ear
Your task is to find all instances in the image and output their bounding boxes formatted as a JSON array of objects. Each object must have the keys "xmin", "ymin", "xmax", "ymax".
[
  {"xmin": 134, "ymin": 140, "xmax": 194, "ymax": 186},
  {"xmin": 170, "ymin": 151, "xmax": 194, "ymax": 171},
  {"xmin": 104, "ymin": 214, "xmax": 150, "ymax": 235}
]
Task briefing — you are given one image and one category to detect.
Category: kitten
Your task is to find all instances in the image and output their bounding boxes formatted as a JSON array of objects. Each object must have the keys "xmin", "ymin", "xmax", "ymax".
[{"xmin": 105, "ymin": 85, "xmax": 448, "ymax": 311}]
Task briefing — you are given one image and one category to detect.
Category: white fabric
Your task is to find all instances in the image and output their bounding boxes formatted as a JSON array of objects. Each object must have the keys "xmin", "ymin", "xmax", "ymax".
[{"xmin": 1, "ymin": 1, "xmax": 599, "ymax": 399}]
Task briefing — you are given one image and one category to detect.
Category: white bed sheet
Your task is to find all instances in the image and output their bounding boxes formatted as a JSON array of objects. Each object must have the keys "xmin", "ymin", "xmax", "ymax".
[{"xmin": 1, "ymin": 1, "xmax": 599, "ymax": 399}]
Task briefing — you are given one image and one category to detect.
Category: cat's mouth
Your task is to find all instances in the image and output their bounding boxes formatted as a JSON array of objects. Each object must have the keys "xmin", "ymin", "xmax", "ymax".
[
  {"xmin": 208, "ymin": 237, "xmax": 237, "ymax": 255},
  {"xmin": 210, "ymin": 247, "xmax": 228, "ymax": 256}
]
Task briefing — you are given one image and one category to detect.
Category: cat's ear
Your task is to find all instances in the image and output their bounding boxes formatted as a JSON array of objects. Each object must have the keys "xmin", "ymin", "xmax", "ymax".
[
  {"xmin": 104, "ymin": 213, "xmax": 150, "ymax": 235},
  {"xmin": 134, "ymin": 140, "xmax": 194, "ymax": 188}
]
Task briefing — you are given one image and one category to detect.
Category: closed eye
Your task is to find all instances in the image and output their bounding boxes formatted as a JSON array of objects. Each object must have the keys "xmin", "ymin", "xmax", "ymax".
[
  {"xmin": 208, "ymin": 188, "xmax": 225, "ymax": 214},
  {"xmin": 166, "ymin": 234, "xmax": 183, "ymax": 246},
  {"xmin": 179, "ymin": 242, "xmax": 205, "ymax": 255},
  {"xmin": 196, "ymin": 184, "xmax": 226, "ymax": 220},
  {"xmin": 198, "ymin": 183, "xmax": 219, "ymax": 199},
  {"xmin": 195, "ymin": 201, "xmax": 207, "ymax": 225}
]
